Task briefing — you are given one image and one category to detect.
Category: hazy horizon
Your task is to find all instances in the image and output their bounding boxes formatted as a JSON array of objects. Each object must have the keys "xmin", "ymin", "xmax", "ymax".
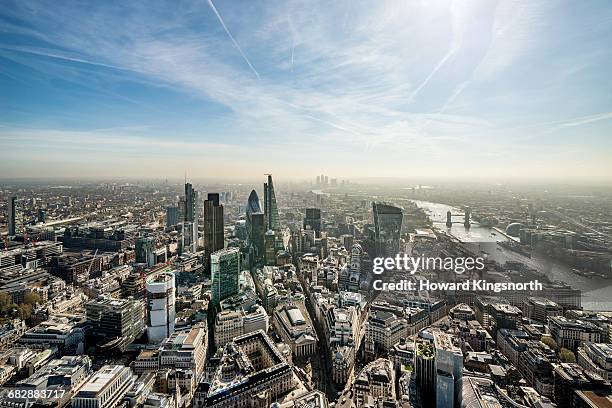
[{"xmin": 1, "ymin": 0, "xmax": 612, "ymax": 181}]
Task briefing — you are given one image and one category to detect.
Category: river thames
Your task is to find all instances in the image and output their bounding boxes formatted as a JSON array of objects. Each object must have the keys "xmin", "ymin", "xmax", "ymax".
[{"xmin": 411, "ymin": 200, "xmax": 612, "ymax": 311}]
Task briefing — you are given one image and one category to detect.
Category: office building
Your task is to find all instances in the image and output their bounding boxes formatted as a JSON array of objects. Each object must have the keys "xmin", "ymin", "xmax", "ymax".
[
  {"xmin": 9, "ymin": 355, "xmax": 92, "ymax": 407},
  {"xmin": 37, "ymin": 208, "xmax": 46, "ymax": 223},
  {"xmin": 338, "ymin": 243, "xmax": 363, "ymax": 292},
  {"xmin": 449, "ymin": 303, "xmax": 475, "ymax": 321},
  {"xmin": 72, "ymin": 365, "xmax": 135, "ymax": 408},
  {"xmin": 372, "ymin": 202, "xmax": 403, "ymax": 257},
  {"xmin": 194, "ymin": 330, "xmax": 295, "ymax": 408},
  {"xmin": 146, "ymin": 272, "xmax": 176, "ymax": 344},
  {"xmin": 578, "ymin": 342, "xmax": 612, "ymax": 381},
  {"xmin": 165, "ymin": 206, "xmax": 179, "ymax": 228},
  {"xmin": 549, "ymin": 316, "xmax": 602, "ymax": 351},
  {"xmin": 353, "ymin": 358, "xmax": 396, "ymax": 407},
  {"xmin": 18, "ymin": 316, "xmax": 85, "ymax": 354},
  {"xmin": 523, "ymin": 297, "xmax": 563, "ymax": 323},
  {"xmin": 246, "ymin": 190, "xmax": 265, "ymax": 265},
  {"xmin": 364, "ymin": 302, "xmax": 428, "ymax": 357},
  {"xmin": 434, "ymin": 331, "xmax": 463, "ymax": 408},
  {"xmin": 135, "ymin": 236, "xmax": 156, "ymax": 266},
  {"xmin": 182, "ymin": 182, "xmax": 199, "ymax": 253},
  {"xmin": 264, "ymin": 229, "xmax": 277, "ymax": 265},
  {"xmin": 263, "ymin": 174, "xmax": 280, "ymax": 231},
  {"xmin": 293, "ymin": 391, "xmax": 329, "ymax": 407},
  {"xmin": 304, "ymin": 208, "xmax": 322, "ymax": 237},
  {"xmin": 210, "ymin": 248, "xmax": 240, "ymax": 307},
  {"xmin": 415, "ymin": 339, "xmax": 436, "ymax": 407},
  {"xmin": 325, "ymin": 306, "xmax": 359, "ymax": 384},
  {"xmin": 7, "ymin": 196, "xmax": 16, "ymax": 236},
  {"xmin": 519, "ymin": 343, "xmax": 555, "ymax": 397},
  {"xmin": 475, "ymin": 297, "xmax": 522, "ymax": 332},
  {"xmin": 203, "ymin": 193, "xmax": 224, "ymax": 269},
  {"xmin": 86, "ymin": 296, "xmax": 144, "ymax": 352},
  {"xmin": 159, "ymin": 324, "xmax": 208, "ymax": 380},
  {"xmin": 553, "ymin": 362, "xmax": 611, "ymax": 408},
  {"xmin": 213, "ymin": 305, "xmax": 269, "ymax": 348},
  {"xmin": 214, "ymin": 301, "xmax": 269, "ymax": 348}
]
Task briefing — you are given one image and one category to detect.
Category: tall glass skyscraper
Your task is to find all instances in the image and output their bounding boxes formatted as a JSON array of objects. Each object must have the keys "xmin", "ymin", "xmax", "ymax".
[
  {"xmin": 304, "ymin": 208, "xmax": 322, "ymax": 237},
  {"xmin": 372, "ymin": 202, "xmax": 403, "ymax": 257},
  {"xmin": 7, "ymin": 196, "xmax": 16, "ymax": 236},
  {"xmin": 165, "ymin": 206, "xmax": 179, "ymax": 228},
  {"xmin": 211, "ymin": 247, "xmax": 240, "ymax": 307},
  {"xmin": 263, "ymin": 174, "xmax": 280, "ymax": 231},
  {"xmin": 204, "ymin": 193, "xmax": 224, "ymax": 270},
  {"xmin": 182, "ymin": 182, "xmax": 199, "ymax": 253},
  {"xmin": 246, "ymin": 190, "xmax": 265, "ymax": 264}
]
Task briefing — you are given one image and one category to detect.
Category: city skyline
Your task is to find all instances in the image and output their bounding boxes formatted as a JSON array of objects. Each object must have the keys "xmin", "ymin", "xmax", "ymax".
[{"xmin": 1, "ymin": 0, "xmax": 612, "ymax": 182}]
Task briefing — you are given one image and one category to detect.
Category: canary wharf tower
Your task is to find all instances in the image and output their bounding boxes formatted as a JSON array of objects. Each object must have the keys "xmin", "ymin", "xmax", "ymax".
[{"xmin": 263, "ymin": 174, "xmax": 280, "ymax": 231}]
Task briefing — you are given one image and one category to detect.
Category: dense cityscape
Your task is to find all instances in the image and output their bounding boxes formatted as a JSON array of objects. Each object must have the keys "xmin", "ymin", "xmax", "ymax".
[
  {"xmin": 0, "ymin": 177, "xmax": 610, "ymax": 407},
  {"xmin": 2, "ymin": 0, "xmax": 612, "ymax": 407}
]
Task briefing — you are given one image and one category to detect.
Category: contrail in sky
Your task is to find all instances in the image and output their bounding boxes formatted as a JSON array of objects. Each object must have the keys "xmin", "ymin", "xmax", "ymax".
[{"xmin": 207, "ymin": 0, "xmax": 260, "ymax": 79}]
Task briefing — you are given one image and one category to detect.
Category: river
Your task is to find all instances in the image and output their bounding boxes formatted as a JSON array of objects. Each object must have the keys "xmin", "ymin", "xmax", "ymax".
[{"xmin": 411, "ymin": 200, "xmax": 612, "ymax": 311}]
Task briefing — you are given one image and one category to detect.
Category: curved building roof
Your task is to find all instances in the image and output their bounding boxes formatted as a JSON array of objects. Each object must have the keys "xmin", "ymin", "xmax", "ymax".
[
  {"xmin": 505, "ymin": 222, "xmax": 523, "ymax": 237},
  {"xmin": 247, "ymin": 189, "xmax": 262, "ymax": 215}
]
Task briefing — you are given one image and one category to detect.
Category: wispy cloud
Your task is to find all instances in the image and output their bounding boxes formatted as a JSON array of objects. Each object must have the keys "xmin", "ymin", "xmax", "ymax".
[
  {"xmin": 0, "ymin": 0, "xmax": 611, "ymax": 180},
  {"xmin": 560, "ymin": 112, "xmax": 612, "ymax": 128},
  {"xmin": 0, "ymin": 45, "xmax": 130, "ymax": 72},
  {"xmin": 207, "ymin": 0, "xmax": 260, "ymax": 79}
]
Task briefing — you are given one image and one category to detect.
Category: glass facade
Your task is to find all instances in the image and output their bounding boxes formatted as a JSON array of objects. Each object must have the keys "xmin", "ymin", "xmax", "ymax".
[
  {"xmin": 211, "ymin": 248, "xmax": 240, "ymax": 307},
  {"xmin": 372, "ymin": 202, "xmax": 403, "ymax": 257}
]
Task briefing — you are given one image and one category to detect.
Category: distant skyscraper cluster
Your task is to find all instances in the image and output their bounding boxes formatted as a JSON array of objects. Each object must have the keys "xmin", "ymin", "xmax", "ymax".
[{"xmin": 315, "ymin": 174, "xmax": 345, "ymax": 187}]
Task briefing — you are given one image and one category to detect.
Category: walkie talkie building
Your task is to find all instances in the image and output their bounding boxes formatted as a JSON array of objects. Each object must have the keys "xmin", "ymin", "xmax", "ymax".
[{"xmin": 372, "ymin": 202, "xmax": 403, "ymax": 257}]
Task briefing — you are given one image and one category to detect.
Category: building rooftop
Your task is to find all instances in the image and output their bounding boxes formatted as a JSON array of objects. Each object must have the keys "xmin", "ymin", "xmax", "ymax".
[{"xmin": 77, "ymin": 365, "xmax": 128, "ymax": 394}]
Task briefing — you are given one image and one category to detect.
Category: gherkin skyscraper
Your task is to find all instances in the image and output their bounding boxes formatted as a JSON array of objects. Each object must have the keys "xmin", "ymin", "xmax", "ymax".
[{"xmin": 263, "ymin": 174, "xmax": 280, "ymax": 231}]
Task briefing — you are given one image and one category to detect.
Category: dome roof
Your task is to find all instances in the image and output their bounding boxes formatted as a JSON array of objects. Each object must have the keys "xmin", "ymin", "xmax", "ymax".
[{"xmin": 247, "ymin": 189, "xmax": 262, "ymax": 214}]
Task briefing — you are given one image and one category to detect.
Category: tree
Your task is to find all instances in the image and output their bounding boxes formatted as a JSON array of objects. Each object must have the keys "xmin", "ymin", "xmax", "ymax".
[
  {"xmin": 18, "ymin": 303, "xmax": 33, "ymax": 321},
  {"xmin": 560, "ymin": 348, "xmax": 576, "ymax": 363},
  {"xmin": 0, "ymin": 293, "xmax": 11, "ymax": 314},
  {"xmin": 23, "ymin": 292, "xmax": 41, "ymax": 306},
  {"xmin": 540, "ymin": 336, "xmax": 557, "ymax": 350}
]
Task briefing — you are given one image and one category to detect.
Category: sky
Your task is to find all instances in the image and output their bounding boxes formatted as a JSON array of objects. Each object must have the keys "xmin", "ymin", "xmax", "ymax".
[{"xmin": 1, "ymin": 0, "xmax": 611, "ymax": 183}]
